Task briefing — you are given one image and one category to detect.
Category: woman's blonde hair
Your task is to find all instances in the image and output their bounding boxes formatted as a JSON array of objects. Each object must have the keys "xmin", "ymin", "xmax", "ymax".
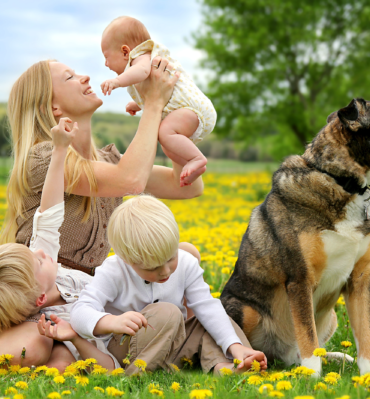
[
  {"xmin": 0, "ymin": 60, "xmax": 98, "ymax": 244},
  {"xmin": 0, "ymin": 243, "xmax": 40, "ymax": 332},
  {"xmin": 108, "ymin": 195, "xmax": 179, "ymax": 269}
]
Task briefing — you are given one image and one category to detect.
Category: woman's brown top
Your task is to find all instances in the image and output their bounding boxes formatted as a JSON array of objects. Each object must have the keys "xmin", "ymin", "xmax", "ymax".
[{"xmin": 16, "ymin": 141, "xmax": 123, "ymax": 275}]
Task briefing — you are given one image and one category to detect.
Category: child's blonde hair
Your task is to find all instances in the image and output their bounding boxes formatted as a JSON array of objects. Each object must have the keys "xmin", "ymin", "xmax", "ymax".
[
  {"xmin": 104, "ymin": 16, "xmax": 151, "ymax": 50},
  {"xmin": 0, "ymin": 243, "xmax": 40, "ymax": 332},
  {"xmin": 107, "ymin": 195, "xmax": 179, "ymax": 269}
]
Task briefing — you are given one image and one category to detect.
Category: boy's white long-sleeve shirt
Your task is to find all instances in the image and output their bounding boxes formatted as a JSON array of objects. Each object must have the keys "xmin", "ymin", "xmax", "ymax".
[{"xmin": 70, "ymin": 249, "xmax": 242, "ymax": 356}]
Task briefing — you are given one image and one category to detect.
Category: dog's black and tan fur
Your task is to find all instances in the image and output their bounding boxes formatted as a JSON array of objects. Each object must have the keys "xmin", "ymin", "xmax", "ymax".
[{"xmin": 222, "ymin": 98, "xmax": 370, "ymax": 375}]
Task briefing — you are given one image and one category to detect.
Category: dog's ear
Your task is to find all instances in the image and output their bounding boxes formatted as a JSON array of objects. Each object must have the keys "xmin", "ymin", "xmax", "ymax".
[
  {"xmin": 326, "ymin": 111, "xmax": 337, "ymax": 124},
  {"xmin": 338, "ymin": 99, "xmax": 359, "ymax": 124}
]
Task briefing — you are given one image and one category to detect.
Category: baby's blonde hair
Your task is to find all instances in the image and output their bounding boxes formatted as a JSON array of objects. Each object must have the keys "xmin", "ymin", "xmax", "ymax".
[
  {"xmin": 0, "ymin": 243, "xmax": 40, "ymax": 332},
  {"xmin": 104, "ymin": 16, "xmax": 151, "ymax": 50},
  {"xmin": 107, "ymin": 195, "xmax": 179, "ymax": 269}
]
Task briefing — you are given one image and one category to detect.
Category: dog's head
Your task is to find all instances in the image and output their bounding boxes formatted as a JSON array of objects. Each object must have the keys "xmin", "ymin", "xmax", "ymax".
[{"xmin": 327, "ymin": 98, "xmax": 370, "ymax": 132}]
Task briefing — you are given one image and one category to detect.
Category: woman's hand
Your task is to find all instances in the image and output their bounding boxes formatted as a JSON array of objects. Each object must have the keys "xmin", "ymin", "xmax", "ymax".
[
  {"xmin": 136, "ymin": 56, "xmax": 180, "ymax": 109},
  {"xmin": 50, "ymin": 117, "xmax": 77, "ymax": 149},
  {"xmin": 37, "ymin": 314, "xmax": 79, "ymax": 343}
]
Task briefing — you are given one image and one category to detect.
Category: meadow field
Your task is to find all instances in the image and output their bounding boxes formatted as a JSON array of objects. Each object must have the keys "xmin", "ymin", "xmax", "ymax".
[{"xmin": 0, "ymin": 167, "xmax": 366, "ymax": 399}]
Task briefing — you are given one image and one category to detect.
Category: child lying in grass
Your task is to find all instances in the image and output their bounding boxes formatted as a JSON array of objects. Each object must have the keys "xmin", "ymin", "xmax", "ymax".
[{"xmin": 70, "ymin": 195, "xmax": 268, "ymax": 375}]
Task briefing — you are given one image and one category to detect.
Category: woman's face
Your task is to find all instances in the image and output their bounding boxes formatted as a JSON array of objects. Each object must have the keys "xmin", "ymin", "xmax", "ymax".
[{"xmin": 49, "ymin": 62, "xmax": 103, "ymax": 119}]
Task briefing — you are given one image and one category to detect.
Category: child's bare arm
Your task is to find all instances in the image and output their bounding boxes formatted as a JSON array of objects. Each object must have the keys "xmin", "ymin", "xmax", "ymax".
[
  {"xmin": 38, "ymin": 314, "xmax": 115, "ymax": 371},
  {"xmin": 40, "ymin": 118, "xmax": 76, "ymax": 213},
  {"xmin": 101, "ymin": 53, "xmax": 152, "ymax": 95}
]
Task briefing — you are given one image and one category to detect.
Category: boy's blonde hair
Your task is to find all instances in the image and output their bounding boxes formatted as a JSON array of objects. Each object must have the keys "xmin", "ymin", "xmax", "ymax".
[
  {"xmin": 104, "ymin": 16, "xmax": 151, "ymax": 50},
  {"xmin": 108, "ymin": 195, "xmax": 179, "ymax": 269},
  {"xmin": 0, "ymin": 243, "xmax": 40, "ymax": 332}
]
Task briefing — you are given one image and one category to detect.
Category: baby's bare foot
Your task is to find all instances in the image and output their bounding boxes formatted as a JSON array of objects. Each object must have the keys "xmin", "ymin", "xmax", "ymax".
[
  {"xmin": 180, "ymin": 157, "xmax": 207, "ymax": 187},
  {"xmin": 214, "ymin": 362, "xmax": 235, "ymax": 376},
  {"xmin": 181, "ymin": 166, "xmax": 207, "ymax": 187}
]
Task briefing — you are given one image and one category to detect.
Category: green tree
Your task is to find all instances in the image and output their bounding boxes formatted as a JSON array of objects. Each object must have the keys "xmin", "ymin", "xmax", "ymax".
[{"xmin": 194, "ymin": 0, "xmax": 370, "ymax": 159}]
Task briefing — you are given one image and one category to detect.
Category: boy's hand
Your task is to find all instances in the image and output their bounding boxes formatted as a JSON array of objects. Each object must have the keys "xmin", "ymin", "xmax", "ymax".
[
  {"xmin": 126, "ymin": 101, "xmax": 141, "ymax": 116},
  {"xmin": 101, "ymin": 78, "xmax": 121, "ymax": 96},
  {"xmin": 228, "ymin": 343, "xmax": 268, "ymax": 372},
  {"xmin": 37, "ymin": 314, "xmax": 79, "ymax": 342},
  {"xmin": 50, "ymin": 117, "xmax": 77, "ymax": 149},
  {"xmin": 105, "ymin": 312, "xmax": 148, "ymax": 336}
]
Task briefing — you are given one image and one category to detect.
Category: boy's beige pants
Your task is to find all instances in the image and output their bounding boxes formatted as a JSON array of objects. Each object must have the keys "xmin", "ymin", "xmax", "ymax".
[{"xmin": 107, "ymin": 302, "xmax": 251, "ymax": 375}]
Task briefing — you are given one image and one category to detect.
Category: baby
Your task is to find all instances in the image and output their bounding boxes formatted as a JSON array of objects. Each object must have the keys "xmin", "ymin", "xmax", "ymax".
[{"xmin": 100, "ymin": 16, "xmax": 217, "ymax": 187}]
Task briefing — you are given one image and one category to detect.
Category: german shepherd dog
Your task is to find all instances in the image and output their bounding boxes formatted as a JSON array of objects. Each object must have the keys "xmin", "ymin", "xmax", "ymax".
[{"xmin": 221, "ymin": 98, "xmax": 370, "ymax": 376}]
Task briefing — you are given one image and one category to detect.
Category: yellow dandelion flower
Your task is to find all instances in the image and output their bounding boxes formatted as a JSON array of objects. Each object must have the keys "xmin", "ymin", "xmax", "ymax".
[
  {"xmin": 94, "ymin": 387, "xmax": 105, "ymax": 393},
  {"xmin": 340, "ymin": 341, "xmax": 352, "ymax": 348},
  {"xmin": 170, "ymin": 363, "xmax": 180, "ymax": 372},
  {"xmin": 326, "ymin": 372, "xmax": 341, "ymax": 380},
  {"xmin": 233, "ymin": 358, "xmax": 242, "ymax": 367},
  {"xmin": 259, "ymin": 384, "xmax": 274, "ymax": 394},
  {"xmin": 5, "ymin": 387, "xmax": 17, "ymax": 395},
  {"xmin": 74, "ymin": 360, "xmax": 88, "ymax": 370},
  {"xmin": 35, "ymin": 365, "xmax": 48, "ymax": 373},
  {"xmin": 75, "ymin": 375, "xmax": 89, "ymax": 386},
  {"xmin": 150, "ymin": 389, "xmax": 163, "ymax": 396},
  {"xmin": 18, "ymin": 367, "xmax": 30, "ymax": 374},
  {"xmin": 134, "ymin": 359, "xmax": 147, "ymax": 371},
  {"xmin": 148, "ymin": 384, "xmax": 160, "ymax": 391},
  {"xmin": 336, "ymin": 296, "xmax": 345, "ymax": 305},
  {"xmin": 314, "ymin": 382, "xmax": 327, "ymax": 390},
  {"xmin": 61, "ymin": 391, "xmax": 71, "ymax": 396},
  {"xmin": 268, "ymin": 372, "xmax": 284, "ymax": 381},
  {"xmin": 15, "ymin": 381, "xmax": 28, "ymax": 390},
  {"xmin": 276, "ymin": 381, "xmax": 292, "ymax": 391},
  {"xmin": 0, "ymin": 354, "xmax": 14, "ymax": 364},
  {"xmin": 30, "ymin": 372, "xmax": 37, "ymax": 380},
  {"xmin": 171, "ymin": 382, "xmax": 180, "ymax": 391},
  {"xmin": 221, "ymin": 267, "xmax": 231, "ymax": 274},
  {"xmin": 106, "ymin": 386, "xmax": 125, "ymax": 396},
  {"xmin": 283, "ymin": 372, "xmax": 295, "ymax": 378},
  {"xmin": 189, "ymin": 389, "xmax": 213, "ymax": 399},
  {"xmin": 322, "ymin": 357, "xmax": 328, "ymax": 365},
  {"xmin": 46, "ymin": 367, "xmax": 60, "ymax": 377},
  {"xmin": 0, "ymin": 369, "xmax": 8, "ymax": 375},
  {"xmin": 211, "ymin": 292, "xmax": 221, "ymax": 298},
  {"xmin": 48, "ymin": 393, "xmax": 61, "ymax": 399},
  {"xmin": 9, "ymin": 364, "xmax": 21, "ymax": 374},
  {"xmin": 84, "ymin": 358, "xmax": 97, "ymax": 365},
  {"xmin": 336, "ymin": 396, "xmax": 350, "ymax": 399},
  {"xmin": 248, "ymin": 375, "xmax": 264, "ymax": 385},
  {"xmin": 54, "ymin": 376, "xmax": 65, "ymax": 384},
  {"xmin": 313, "ymin": 348, "xmax": 327, "ymax": 357},
  {"xmin": 111, "ymin": 368, "xmax": 125, "ymax": 376},
  {"xmin": 219, "ymin": 367, "xmax": 233, "ymax": 376},
  {"xmin": 209, "ymin": 285, "xmax": 214, "ymax": 290},
  {"xmin": 192, "ymin": 383, "xmax": 201, "ymax": 388},
  {"xmin": 268, "ymin": 391, "xmax": 284, "ymax": 397},
  {"xmin": 324, "ymin": 375, "xmax": 338, "ymax": 385},
  {"xmin": 13, "ymin": 395, "xmax": 24, "ymax": 399},
  {"xmin": 122, "ymin": 358, "xmax": 130, "ymax": 365},
  {"xmin": 250, "ymin": 359, "xmax": 261, "ymax": 372},
  {"xmin": 92, "ymin": 367, "xmax": 108, "ymax": 375},
  {"xmin": 181, "ymin": 357, "xmax": 193, "ymax": 368}
]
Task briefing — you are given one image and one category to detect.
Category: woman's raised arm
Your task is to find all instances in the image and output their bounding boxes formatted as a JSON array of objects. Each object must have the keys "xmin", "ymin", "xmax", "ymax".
[{"xmin": 68, "ymin": 57, "xmax": 180, "ymax": 198}]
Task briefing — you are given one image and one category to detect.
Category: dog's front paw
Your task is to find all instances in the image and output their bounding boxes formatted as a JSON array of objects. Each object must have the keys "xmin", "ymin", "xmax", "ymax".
[
  {"xmin": 326, "ymin": 352, "xmax": 354, "ymax": 363},
  {"xmin": 301, "ymin": 356, "xmax": 322, "ymax": 378},
  {"xmin": 357, "ymin": 357, "xmax": 370, "ymax": 375}
]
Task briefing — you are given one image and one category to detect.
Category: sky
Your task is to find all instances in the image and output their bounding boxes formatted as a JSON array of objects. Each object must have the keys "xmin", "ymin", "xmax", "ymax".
[{"xmin": 0, "ymin": 0, "xmax": 208, "ymax": 113}]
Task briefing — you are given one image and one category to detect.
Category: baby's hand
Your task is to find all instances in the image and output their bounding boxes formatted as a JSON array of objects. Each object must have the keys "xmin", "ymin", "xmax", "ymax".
[
  {"xmin": 50, "ymin": 117, "xmax": 77, "ymax": 150},
  {"xmin": 126, "ymin": 101, "xmax": 141, "ymax": 116},
  {"xmin": 228, "ymin": 343, "xmax": 268, "ymax": 373},
  {"xmin": 37, "ymin": 314, "xmax": 78, "ymax": 342},
  {"xmin": 101, "ymin": 78, "xmax": 121, "ymax": 96}
]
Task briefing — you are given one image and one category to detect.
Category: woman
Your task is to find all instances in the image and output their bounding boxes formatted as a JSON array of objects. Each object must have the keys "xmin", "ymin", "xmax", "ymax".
[
  {"xmin": 2, "ymin": 57, "xmax": 203, "ymax": 274},
  {"xmin": 0, "ymin": 56, "xmax": 203, "ymax": 367}
]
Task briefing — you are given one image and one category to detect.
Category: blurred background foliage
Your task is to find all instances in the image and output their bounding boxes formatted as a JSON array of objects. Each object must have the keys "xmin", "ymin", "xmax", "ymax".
[{"xmin": 2, "ymin": 0, "xmax": 370, "ymax": 162}]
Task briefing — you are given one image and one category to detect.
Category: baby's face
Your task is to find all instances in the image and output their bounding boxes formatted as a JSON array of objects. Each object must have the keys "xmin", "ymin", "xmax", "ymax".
[
  {"xmin": 101, "ymin": 35, "xmax": 129, "ymax": 75},
  {"xmin": 130, "ymin": 251, "xmax": 179, "ymax": 284},
  {"xmin": 32, "ymin": 249, "xmax": 58, "ymax": 295}
]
